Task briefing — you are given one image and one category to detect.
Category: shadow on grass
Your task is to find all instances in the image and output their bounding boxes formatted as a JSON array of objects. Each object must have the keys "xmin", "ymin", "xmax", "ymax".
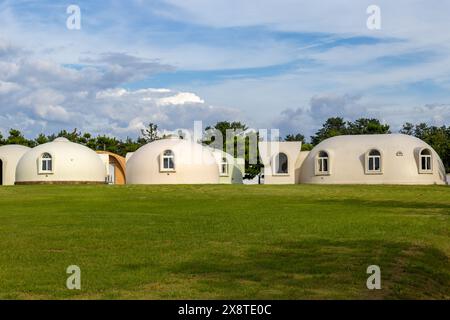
[
  {"xmin": 169, "ymin": 239, "xmax": 450, "ymax": 299},
  {"xmin": 302, "ymin": 198, "xmax": 450, "ymax": 213}
]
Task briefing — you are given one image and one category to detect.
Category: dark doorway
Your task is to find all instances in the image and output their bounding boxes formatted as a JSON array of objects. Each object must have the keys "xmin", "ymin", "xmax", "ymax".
[{"xmin": 0, "ymin": 159, "xmax": 3, "ymax": 185}]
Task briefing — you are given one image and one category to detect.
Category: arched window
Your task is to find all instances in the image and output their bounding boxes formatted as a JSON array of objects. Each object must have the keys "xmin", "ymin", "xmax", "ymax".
[
  {"xmin": 274, "ymin": 153, "xmax": 288, "ymax": 174},
  {"xmin": 419, "ymin": 148, "xmax": 432, "ymax": 173},
  {"xmin": 39, "ymin": 153, "xmax": 53, "ymax": 173},
  {"xmin": 161, "ymin": 150, "xmax": 175, "ymax": 171},
  {"xmin": 220, "ymin": 157, "xmax": 229, "ymax": 176},
  {"xmin": 316, "ymin": 151, "xmax": 329, "ymax": 175},
  {"xmin": 366, "ymin": 149, "xmax": 382, "ymax": 174}
]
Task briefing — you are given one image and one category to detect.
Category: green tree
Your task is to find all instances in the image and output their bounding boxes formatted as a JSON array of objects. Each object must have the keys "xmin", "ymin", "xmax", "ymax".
[
  {"xmin": 347, "ymin": 118, "xmax": 390, "ymax": 135},
  {"xmin": 34, "ymin": 133, "xmax": 49, "ymax": 145},
  {"xmin": 400, "ymin": 122, "xmax": 415, "ymax": 135},
  {"xmin": 204, "ymin": 121, "xmax": 262, "ymax": 180},
  {"xmin": 311, "ymin": 117, "xmax": 348, "ymax": 145},
  {"xmin": 140, "ymin": 123, "xmax": 160, "ymax": 143},
  {"xmin": 6, "ymin": 129, "xmax": 33, "ymax": 146},
  {"xmin": 399, "ymin": 122, "xmax": 450, "ymax": 173},
  {"xmin": 285, "ymin": 133, "xmax": 305, "ymax": 142},
  {"xmin": 118, "ymin": 137, "xmax": 143, "ymax": 156}
]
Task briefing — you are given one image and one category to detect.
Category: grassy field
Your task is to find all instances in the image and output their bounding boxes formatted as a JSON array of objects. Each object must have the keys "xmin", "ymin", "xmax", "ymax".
[{"xmin": 0, "ymin": 184, "xmax": 449, "ymax": 300}]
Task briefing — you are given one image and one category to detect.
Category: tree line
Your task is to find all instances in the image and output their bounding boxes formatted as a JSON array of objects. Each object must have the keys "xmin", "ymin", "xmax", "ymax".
[{"xmin": 0, "ymin": 117, "xmax": 449, "ymax": 175}]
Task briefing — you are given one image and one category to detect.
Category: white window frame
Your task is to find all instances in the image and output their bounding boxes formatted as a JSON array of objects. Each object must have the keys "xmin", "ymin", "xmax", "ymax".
[
  {"xmin": 365, "ymin": 149, "xmax": 383, "ymax": 174},
  {"xmin": 220, "ymin": 157, "xmax": 229, "ymax": 176},
  {"xmin": 38, "ymin": 153, "xmax": 54, "ymax": 174},
  {"xmin": 419, "ymin": 148, "xmax": 433, "ymax": 174},
  {"xmin": 160, "ymin": 150, "xmax": 175, "ymax": 172},
  {"xmin": 315, "ymin": 151, "xmax": 330, "ymax": 176},
  {"xmin": 273, "ymin": 152, "xmax": 289, "ymax": 175}
]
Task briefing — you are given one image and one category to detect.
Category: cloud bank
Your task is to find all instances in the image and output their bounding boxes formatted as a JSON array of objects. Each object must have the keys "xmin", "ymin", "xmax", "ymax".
[{"xmin": 0, "ymin": 41, "xmax": 240, "ymax": 137}]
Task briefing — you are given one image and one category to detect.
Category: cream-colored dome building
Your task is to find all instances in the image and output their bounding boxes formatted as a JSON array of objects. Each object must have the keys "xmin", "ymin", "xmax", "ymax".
[
  {"xmin": 15, "ymin": 137, "xmax": 106, "ymax": 184},
  {"xmin": 126, "ymin": 137, "xmax": 220, "ymax": 184},
  {"xmin": 260, "ymin": 134, "xmax": 447, "ymax": 185},
  {"xmin": 209, "ymin": 148, "xmax": 245, "ymax": 184},
  {"xmin": 0, "ymin": 145, "xmax": 31, "ymax": 185}
]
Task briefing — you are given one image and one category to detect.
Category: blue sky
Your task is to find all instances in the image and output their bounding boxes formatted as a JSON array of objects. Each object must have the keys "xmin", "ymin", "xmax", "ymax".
[{"xmin": 1, "ymin": 0, "xmax": 450, "ymax": 139}]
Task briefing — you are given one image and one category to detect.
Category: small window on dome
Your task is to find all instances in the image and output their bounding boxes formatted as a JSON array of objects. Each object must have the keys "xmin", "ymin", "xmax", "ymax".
[
  {"xmin": 220, "ymin": 157, "xmax": 229, "ymax": 176},
  {"xmin": 160, "ymin": 150, "xmax": 175, "ymax": 172},
  {"xmin": 419, "ymin": 148, "xmax": 432, "ymax": 173},
  {"xmin": 39, "ymin": 153, "xmax": 53, "ymax": 174},
  {"xmin": 365, "ymin": 149, "xmax": 382, "ymax": 174},
  {"xmin": 315, "ymin": 151, "xmax": 330, "ymax": 175}
]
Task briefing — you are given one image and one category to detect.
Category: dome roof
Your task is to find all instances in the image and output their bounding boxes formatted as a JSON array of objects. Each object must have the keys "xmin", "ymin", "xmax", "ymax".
[
  {"xmin": 0, "ymin": 145, "xmax": 31, "ymax": 185},
  {"xmin": 299, "ymin": 134, "xmax": 447, "ymax": 185},
  {"xmin": 0, "ymin": 144, "xmax": 31, "ymax": 157},
  {"xmin": 15, "ymin": 139, "xmax": 105, "ymax": 184},
  {"xmin": 127, "ymin": 138, "xmax": 219, "ymax": 184},
  {"xmin": 53, "ymin": 137, "xmax": 70, "ymax": 142}
]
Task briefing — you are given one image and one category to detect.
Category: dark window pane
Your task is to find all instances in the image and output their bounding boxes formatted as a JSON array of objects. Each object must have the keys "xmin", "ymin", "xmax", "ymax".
[
  {"xmin": 369, "ymin": 157, "xmax": 374, "ymax": 171},
  {"xmin": 277, "ymin": 153, "xmax": 288, "ymax": 173}
]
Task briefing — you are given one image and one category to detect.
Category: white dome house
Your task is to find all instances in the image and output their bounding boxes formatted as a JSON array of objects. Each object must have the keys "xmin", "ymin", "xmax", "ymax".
[
  {"xmin": 126, "ymin": 137, "xmax": 220, "ymax": 184},
  {"xmin": 298, "ymin": 134, "xmax": 447, "ymax": 185},
  {"xmin": 0, "ymin": 145, "xmax": 31, "ymax": 185},
  {"xmin": 15, "ymin": 137, "xmax": 106, "ymax": 184}
]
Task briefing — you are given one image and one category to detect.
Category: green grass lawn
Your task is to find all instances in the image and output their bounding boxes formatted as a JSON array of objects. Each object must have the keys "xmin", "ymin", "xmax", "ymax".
[{"xmin": 0, "ymin": 184, "xmax": 449, "ymax": 300}]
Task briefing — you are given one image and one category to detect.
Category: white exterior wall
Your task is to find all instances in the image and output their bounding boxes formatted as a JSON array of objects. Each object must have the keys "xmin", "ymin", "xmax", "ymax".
[
  {"xmin": 125, "ymin": 152, "xmax": 134, "ymax": 163},
  {"xmin": 299, "ymin": 134, "xmax": 447, "ymax": 185},
  {"xmin": 15, "ymin": 138, "xmax": 106, "ymax": 184},
  {"xmin": 210, "ymin": 149, "xmax": 244, "ymax": 184},
  {"xmin": 97, "ymin": 153, "xmax": 110, "ymax": 177},
  {"xmin": 126, "ymin": 138, "xmax": 220, "ymax": 184},
  {"xmin": 0, "ymin": 145, "xmax": 31, "ymax": 185},
  {"xmin": 259, "ymin": 141, "xmax": 302, "ymax": 184}
]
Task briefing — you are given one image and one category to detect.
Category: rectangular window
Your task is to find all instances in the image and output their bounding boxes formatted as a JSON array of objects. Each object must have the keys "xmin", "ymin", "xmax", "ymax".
[
  {"xmin": 317, "ymin": 158, "xmax": 329, "ymax": 174},
  {"xmin": 368, "ymin": 156, "xmax": 381, "ymax": 172},
  {"xmin": 164, "ymin": 158, "xmax": 174, "ymax": 169},
  {"xmin": 221, "ymin": 164, "xmax": 228, "ymax": 175},
  {"xmin": 42, "ymin": 159, "xmax": 52, "ymax": 171},
  {"xmin": 421, "ymin": 156, "xmax": 432, "ymax": 171}
]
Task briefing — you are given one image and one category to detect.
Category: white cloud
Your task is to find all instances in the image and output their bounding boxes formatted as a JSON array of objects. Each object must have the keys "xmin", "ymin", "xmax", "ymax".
[
  {"xmin": 274, "ymin": 94, "xmax": 450, "ymax": 139},
  {"xmin": 157, "ymin": 92, "xmax": 205, "ymax": 106},
  {"xmin": 0, "ymin": 40, "xmax": 241, "ymax": 137},
  {"xmin": 0, "ymin": 81, "xmax": 20, "ymax": 94}
]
